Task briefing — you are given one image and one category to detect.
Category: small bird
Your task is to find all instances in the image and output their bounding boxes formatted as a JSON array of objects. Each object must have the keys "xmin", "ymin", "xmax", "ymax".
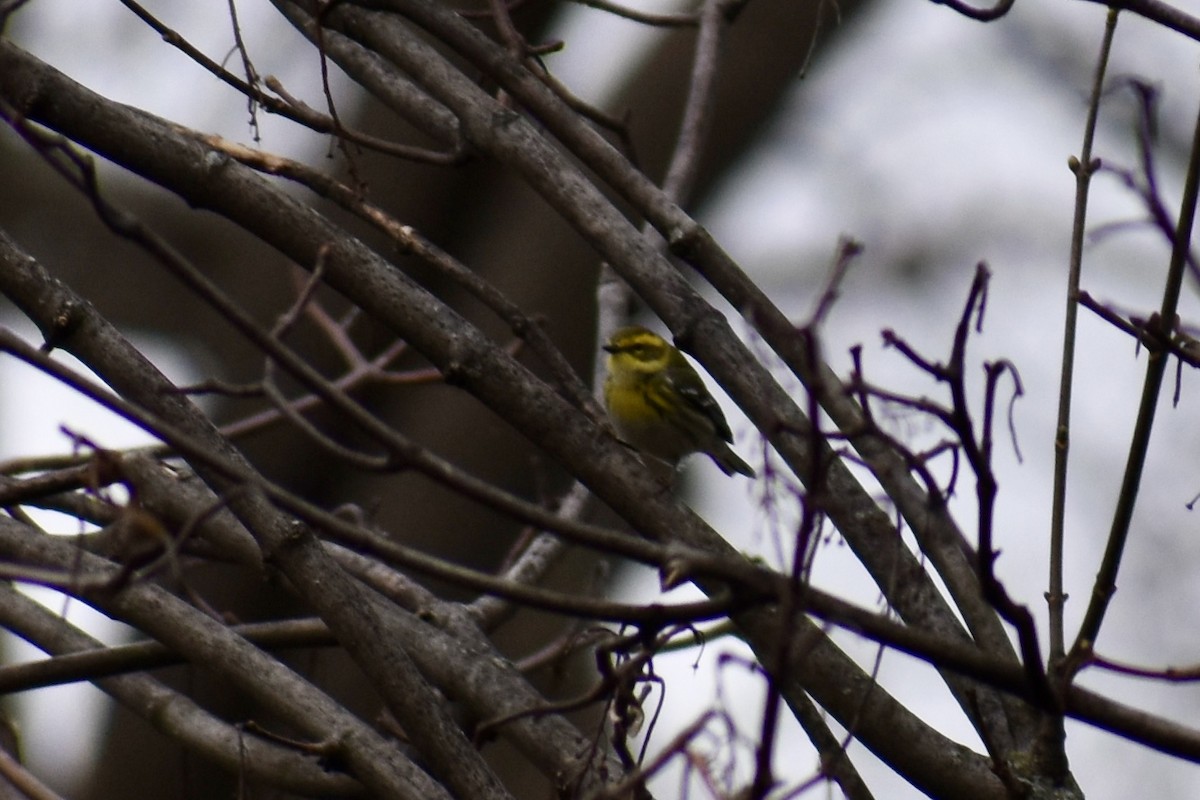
[{"xmin": 602, "ymin": 326, "xmax": 756, "ymax": 478}]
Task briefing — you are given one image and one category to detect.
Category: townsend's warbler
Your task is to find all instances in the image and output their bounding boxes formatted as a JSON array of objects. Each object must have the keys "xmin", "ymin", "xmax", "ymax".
[{"xmin": 602, "ymin": 326, "xmax": 756, "ymax": 478}]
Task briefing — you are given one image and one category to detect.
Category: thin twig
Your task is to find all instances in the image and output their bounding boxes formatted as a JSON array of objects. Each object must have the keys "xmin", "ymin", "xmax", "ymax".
[
  {"xmin": 1068, "ymin": 75, "xmax": 1200, "ymax": 672},
  {"xmin": 116, "ymin": 0, "xmax": 459, "ymax": 161},
  {"xmin": 1051, "ymin": 7, "xmax": 1118, "ymax": 667},
  {"xmin": 929, "ymin": 0, "xmax": 1014, "ymax": 22},
  {"xmin": 659, "ymin": 0, "xmax": 729, "ymax": 205},
  {"xmin": 564, "ymin": 0, "xmax": 698, "ymax": 27}
]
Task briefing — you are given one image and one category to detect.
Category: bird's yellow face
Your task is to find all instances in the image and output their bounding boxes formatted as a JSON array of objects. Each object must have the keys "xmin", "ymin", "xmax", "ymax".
[{"xmin": 603, "ymin": 327, "xmax": 672, "ymax": 380}]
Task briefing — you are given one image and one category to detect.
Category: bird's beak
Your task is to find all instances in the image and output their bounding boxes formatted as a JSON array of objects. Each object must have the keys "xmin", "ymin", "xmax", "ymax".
[{"xmin": 602, "ymin": 344, "xmax": 617, "ymax": 353}]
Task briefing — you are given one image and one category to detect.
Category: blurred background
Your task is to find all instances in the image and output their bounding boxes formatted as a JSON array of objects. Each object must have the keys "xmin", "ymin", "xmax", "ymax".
[{"xmin": 4, "ymin": 0, "xmax": 1200, "ymax": 797}]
